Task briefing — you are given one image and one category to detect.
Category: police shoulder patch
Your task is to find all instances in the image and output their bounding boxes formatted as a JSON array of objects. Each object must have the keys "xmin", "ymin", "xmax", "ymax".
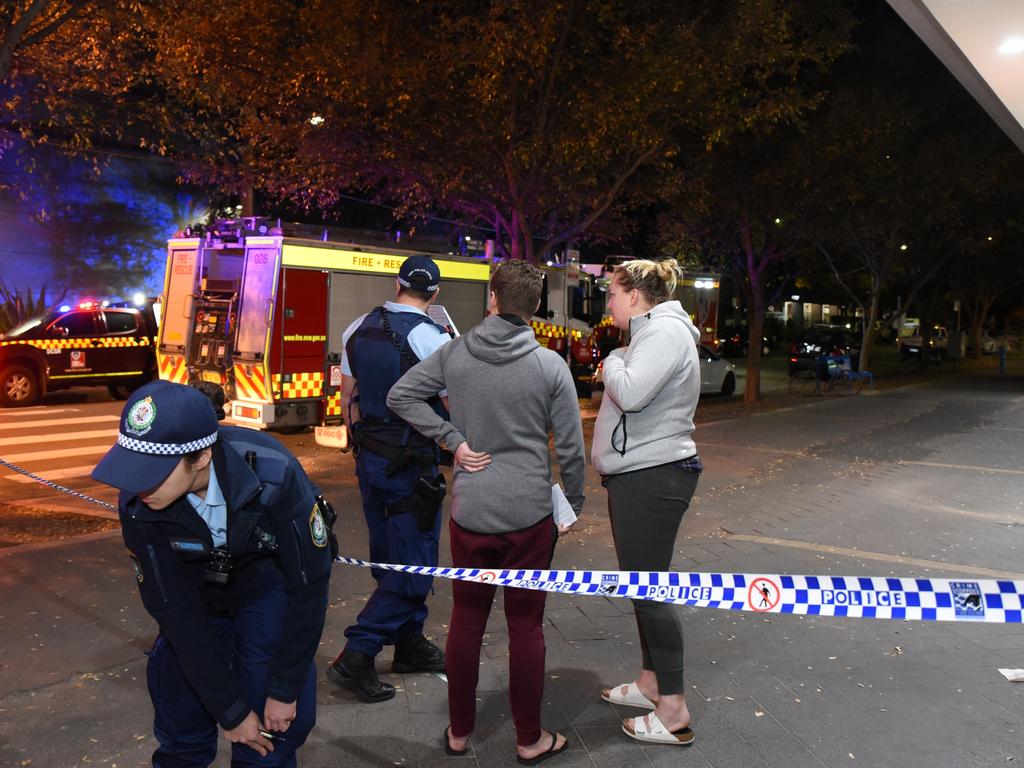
[
  {"xmin": 128, "ymin": 551, "xmax": 144, "ymax": 583},
  {"xmin": 309, "ymin": 504, "xmax": 328, "ymax": 548}
]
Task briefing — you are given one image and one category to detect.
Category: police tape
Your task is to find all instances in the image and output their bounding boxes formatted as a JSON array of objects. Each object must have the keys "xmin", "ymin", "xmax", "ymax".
[{"xmin": 336, "ymin": 557, "xmax": 1024, "ymax": 624}]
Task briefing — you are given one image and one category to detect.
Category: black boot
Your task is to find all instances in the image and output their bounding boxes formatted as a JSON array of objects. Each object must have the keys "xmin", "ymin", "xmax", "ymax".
[
  {"xmin": 393, "ymin": 633, "xmax": 446, "ymax": 673},
  {"xmin": 327, "ymin": 650, "xmax": 396, "ymax": 703}
]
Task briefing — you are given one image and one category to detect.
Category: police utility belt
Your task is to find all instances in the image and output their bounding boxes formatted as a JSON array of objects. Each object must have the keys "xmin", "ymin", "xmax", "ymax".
[{"xmin": 351, "ymin": 422, "xmax": 447, "ymax": 532}]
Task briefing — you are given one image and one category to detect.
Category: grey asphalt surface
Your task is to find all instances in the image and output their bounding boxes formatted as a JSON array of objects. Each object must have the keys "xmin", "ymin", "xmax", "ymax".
[{"xmin": 2, "ymin": 366, "xmax": 1023, "ymax": 767}]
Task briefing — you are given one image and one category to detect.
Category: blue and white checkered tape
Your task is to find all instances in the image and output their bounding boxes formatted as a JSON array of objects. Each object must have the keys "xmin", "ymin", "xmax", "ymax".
[{"xmin": 336, "ymin": 558, "xmax": 1024, "ymax": 623}]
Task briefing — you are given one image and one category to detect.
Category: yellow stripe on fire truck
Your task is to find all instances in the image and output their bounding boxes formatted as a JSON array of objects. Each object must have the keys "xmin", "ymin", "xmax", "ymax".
[
  {"xmin": 326, "ymin": 390, "xmax": 343, "ymax": 417},
  {"xmin": 233, "ymin": 363, "xmax": 270, "ymax": 402},
  {"xmin": 0, "ymin": 337, "xmax": 153, "ymax": 350},
  {"xmin": 530, "ymin": 321, "xmax": 583, "ymax": 341},
  {"xmin": 273, "ymin": 372, "xmax": 324, "ymax": 399}
]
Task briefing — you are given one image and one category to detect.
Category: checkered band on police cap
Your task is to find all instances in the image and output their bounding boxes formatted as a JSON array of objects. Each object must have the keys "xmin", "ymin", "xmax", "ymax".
[
  {"xmin": 116, "ymin": 431, "xmax": 218, "ymax": 455},
  {"xmin": 397, "ymin": 254, "xmax": 441, "ymax": 292}
]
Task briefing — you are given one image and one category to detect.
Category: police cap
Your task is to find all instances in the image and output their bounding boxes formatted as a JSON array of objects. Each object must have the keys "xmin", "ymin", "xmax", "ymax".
[
  {"xmin": 397, "ymin": 255, "xmax": 441, "ymax": 293},
  {"xmin": 92, "ymin": 380, "xmax": 219, "ymax": 494}
]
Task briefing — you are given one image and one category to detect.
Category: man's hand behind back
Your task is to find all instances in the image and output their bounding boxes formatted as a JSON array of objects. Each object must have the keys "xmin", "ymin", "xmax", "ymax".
[{"xmin": 455, "ymin": 443, "xmax": 491, "ymax": 472}]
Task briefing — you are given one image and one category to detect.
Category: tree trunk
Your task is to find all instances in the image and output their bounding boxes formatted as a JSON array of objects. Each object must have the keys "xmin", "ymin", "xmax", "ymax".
[
  {"xmin": 743, "ymin": 291, "xmax": 766, "ymax": 404},
  {"xmin": 860, "ymin": 287, "xmax": 881, "ymax": 372},
  {"xmin": 971, "ymin": 319, "xmax": 984, "ymax": 360},
  {"xmin": 240, "ymin": 180, "xmax": 255, "ymax": 217}
]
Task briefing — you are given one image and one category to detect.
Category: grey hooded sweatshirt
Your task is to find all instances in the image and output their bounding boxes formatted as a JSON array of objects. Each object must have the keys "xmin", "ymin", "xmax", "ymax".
[
  {"xmin": 387, "ymin": 314, "xmax": 585, "ymax": 534},
  {"xmin": 592, "ymin": 300, "xmax": 701, "ymax": 476}
]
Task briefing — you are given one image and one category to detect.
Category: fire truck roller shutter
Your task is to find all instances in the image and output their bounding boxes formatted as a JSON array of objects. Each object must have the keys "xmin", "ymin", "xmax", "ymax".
[
  {"xmin": 237, "ymin": 246, "xmax": 280, "ymax": 358},
  {"xmin": 327, "ymin": 272, "xmax": 489, "ymax": 355},
  {"xmin": 432, "ymin": 278, "xmax": 489, "ymax": 336},
  {"xmin": 327, "ymin": 272, "xmax": 399, "ymax": 356},
  {"xmin": 160, "ymin": 248, "xmax": 199, "ymax": 351}
]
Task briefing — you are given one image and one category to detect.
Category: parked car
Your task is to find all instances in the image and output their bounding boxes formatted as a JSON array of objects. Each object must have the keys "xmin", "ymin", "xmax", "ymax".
[
  {"xmin": 0, "ymin": 299, "xmax": 159, "ymax": 407},
  {"xmin": 718, "ymin": 329, "xmax": 772, "ymax": 358},
  {"xmin": 591, "ymin": 344, "xmax": 736, "ymax": 397},
  {"xmin": 788, "ymin": 325, "xmax": 861, "ymax": 377}
]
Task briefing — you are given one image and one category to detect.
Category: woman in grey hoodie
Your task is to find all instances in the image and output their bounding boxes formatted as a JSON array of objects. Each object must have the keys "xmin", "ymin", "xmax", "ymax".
[{"xmin": 592, "ymin": 259, "xmax": 702, "ymax": 746}]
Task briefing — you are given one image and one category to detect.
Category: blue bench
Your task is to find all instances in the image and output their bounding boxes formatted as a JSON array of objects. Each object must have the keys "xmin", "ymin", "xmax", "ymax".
[{"xmin": 824, "ymin": 354, "xmax": 873, "ymax": 392}]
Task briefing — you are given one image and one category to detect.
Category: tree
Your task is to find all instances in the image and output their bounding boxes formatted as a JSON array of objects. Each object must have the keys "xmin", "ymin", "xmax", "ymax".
[
  {"xmin": 656, "ymin": 123, "xmax": 839, "ymax": 403},
  {"xmin": 1, "ymin": 2, "xmax": 145, "ymax": 169},
  {"xmin": 145, "ymin": 0, "xmax": 861, "ymax": 262},
  {"xmin": 807, "ymin": 0, "xmax": 1024, "ymax": 372},
  {"xmin": 948, "ymin": 149, "xmax": 1024, "ymax": 358}
]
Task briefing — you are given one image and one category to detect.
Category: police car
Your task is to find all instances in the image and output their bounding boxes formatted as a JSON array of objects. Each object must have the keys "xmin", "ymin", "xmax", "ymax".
[{"xmin": 0, "ymin": 298, "xmax": 159, "ymax": 407}]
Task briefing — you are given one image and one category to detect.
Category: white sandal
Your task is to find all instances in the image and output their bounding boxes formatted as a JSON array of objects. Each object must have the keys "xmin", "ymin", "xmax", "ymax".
[
  {"xmin": 600, "ymin": 681, "xmax": 656, "ymax": 709},
  {"xmin": 622, "ymin": 712, "xmax": 694, "ymax": 746}
]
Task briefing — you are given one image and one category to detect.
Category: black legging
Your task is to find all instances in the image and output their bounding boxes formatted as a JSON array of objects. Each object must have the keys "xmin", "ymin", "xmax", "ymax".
[{"xmin": 606, "ymin": 462, "xmax": 699, "ymax": 695}]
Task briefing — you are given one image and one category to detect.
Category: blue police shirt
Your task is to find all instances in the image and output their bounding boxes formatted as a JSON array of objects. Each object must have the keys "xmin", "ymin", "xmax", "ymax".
[
  {"xmin": 340, "ymin": 301, "xmax": 450, "ymax": 393},
  {"xmin": 187, "ymin": 462, "xmax": 227, "ymax": 547}
]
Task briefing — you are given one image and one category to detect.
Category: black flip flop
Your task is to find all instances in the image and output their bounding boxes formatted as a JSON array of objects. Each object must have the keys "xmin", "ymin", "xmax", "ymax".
[
  {"xmin": 516, "ymin": 732, "xmax": 569, "ymax": 766},
  {"xmin": 444, "ymin": 726, "xmax": 469, "ymax": 757}
]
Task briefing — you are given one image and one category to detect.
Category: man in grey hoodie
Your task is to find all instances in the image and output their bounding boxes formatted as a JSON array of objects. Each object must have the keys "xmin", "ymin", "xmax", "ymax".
[{"xmin": 387, "ymin": 260, "xmax": 583, "ymax": 765}]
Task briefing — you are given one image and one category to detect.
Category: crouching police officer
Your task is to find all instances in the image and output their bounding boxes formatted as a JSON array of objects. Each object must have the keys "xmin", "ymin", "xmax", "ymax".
[
  {"xmin": 91, "ymin": 380, "xmax": 335, "ymax": 767},
  {"xmin": 328, "ymin": 255, "xmax": 450, "ymax": 702}
]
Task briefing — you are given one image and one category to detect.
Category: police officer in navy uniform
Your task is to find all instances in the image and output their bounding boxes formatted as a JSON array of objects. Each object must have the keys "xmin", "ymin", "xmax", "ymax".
[
  {"xmin": 328, "ymin": 255, "xmax": 450, "ymax": 702},
  {"xmin": 91, "ymin": 380, "xmax": 334, "ymax": 767}
]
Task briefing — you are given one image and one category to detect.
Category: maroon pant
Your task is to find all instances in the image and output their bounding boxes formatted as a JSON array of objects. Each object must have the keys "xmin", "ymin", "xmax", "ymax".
[{"xmin": 446, "ymin": 515, "xmax": 557, "ymax": 746}]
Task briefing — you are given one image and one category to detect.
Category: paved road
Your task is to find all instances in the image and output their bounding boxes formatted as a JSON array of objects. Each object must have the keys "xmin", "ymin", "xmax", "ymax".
[{"xmin": 1, "ymin": 370, "xmax": 1023, "ymax": 767}]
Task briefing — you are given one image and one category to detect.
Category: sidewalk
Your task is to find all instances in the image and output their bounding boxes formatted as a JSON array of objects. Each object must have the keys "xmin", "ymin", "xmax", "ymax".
[{"xmin": 2, "ymin": 370, "xmax": 1023, "ymax": 767}]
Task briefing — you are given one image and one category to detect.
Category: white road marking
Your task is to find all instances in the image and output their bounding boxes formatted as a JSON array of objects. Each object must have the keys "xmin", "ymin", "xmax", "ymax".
[
  {"xmin": 0, "ymin": 407, "xmax": 83, "ymax": 417},
  {"xmin": 728, "ymin": 533, "xmax": 1024, "ymax": 580},
  {"xmin": 0, "ymin": 415, "xmax": 118, "ymax": 432},
  {"xmin": 2, "ymin": 464, "xmax": 101, "ymax": 484},
  {"xmin": 0, "ymin": 428, "xmax": 118, "ymax": 447},
  {"xmin": 900, "ymin": 460, "xmax": 1024, "ymax": 476},
  {"xmin": 0, "ymin": 445, "xmax": 110, "ymax": 463}
]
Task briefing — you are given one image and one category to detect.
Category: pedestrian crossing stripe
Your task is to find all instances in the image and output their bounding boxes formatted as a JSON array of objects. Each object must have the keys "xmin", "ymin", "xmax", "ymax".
[{"xmin": 335, "ymin": 558, "xmax": 1024, "ymax": 624}]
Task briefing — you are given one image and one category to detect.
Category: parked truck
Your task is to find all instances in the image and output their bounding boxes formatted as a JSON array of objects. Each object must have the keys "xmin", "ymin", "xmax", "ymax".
[{"xmin": 898, "ymin": 324, "xmax": 948, "ymax": 362}]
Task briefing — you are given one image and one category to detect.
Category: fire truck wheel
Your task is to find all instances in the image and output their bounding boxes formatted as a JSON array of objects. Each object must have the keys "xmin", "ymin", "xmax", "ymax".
[{"xmin": 0, "ymin": 364, "xmax": 40, "ymax": 407}]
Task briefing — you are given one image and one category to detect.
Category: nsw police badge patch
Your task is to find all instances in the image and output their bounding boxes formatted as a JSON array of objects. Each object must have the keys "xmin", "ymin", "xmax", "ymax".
[
  {"xmin": 309, "ymin": 504, "xmax": 328, "ymax": 548},
  {"xmin": 126, "ymin": 396, "xmax": 156, "ymax": 436}
]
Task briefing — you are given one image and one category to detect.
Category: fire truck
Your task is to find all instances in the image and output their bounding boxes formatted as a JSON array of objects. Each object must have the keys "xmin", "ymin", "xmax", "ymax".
[
  {"xmin": 157, "ymin": 220, "xmax": 491, "ymax": 431},
  {"xmin": 676, "ymin": 271, "xmax": 721, "ymax": 348},
  {"xmin": 577, "ymin": 263, "xmax": 721, "ymax": 356},
  {"xmin": 528, "ymin": 262, "xmax": 604, "ymax": 395}
]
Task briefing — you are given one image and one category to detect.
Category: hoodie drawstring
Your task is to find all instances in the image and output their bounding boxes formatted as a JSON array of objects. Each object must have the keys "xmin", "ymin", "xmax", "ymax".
[{"xmin": 611, "ymin": 413, "xmax": 628, "ymax": 457}]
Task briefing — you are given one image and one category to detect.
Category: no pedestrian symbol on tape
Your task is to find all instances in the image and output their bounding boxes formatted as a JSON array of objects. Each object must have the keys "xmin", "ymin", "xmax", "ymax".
[{"xmin": 749, "ymin": 577, "xmax": 781, "ymax": 612}]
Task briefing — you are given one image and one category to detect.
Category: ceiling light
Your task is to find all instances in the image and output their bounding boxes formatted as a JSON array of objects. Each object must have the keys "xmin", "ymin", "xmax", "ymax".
[{"xmin": 999, "ymin": 37, "xmax": 1024, "ymax": 55}]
